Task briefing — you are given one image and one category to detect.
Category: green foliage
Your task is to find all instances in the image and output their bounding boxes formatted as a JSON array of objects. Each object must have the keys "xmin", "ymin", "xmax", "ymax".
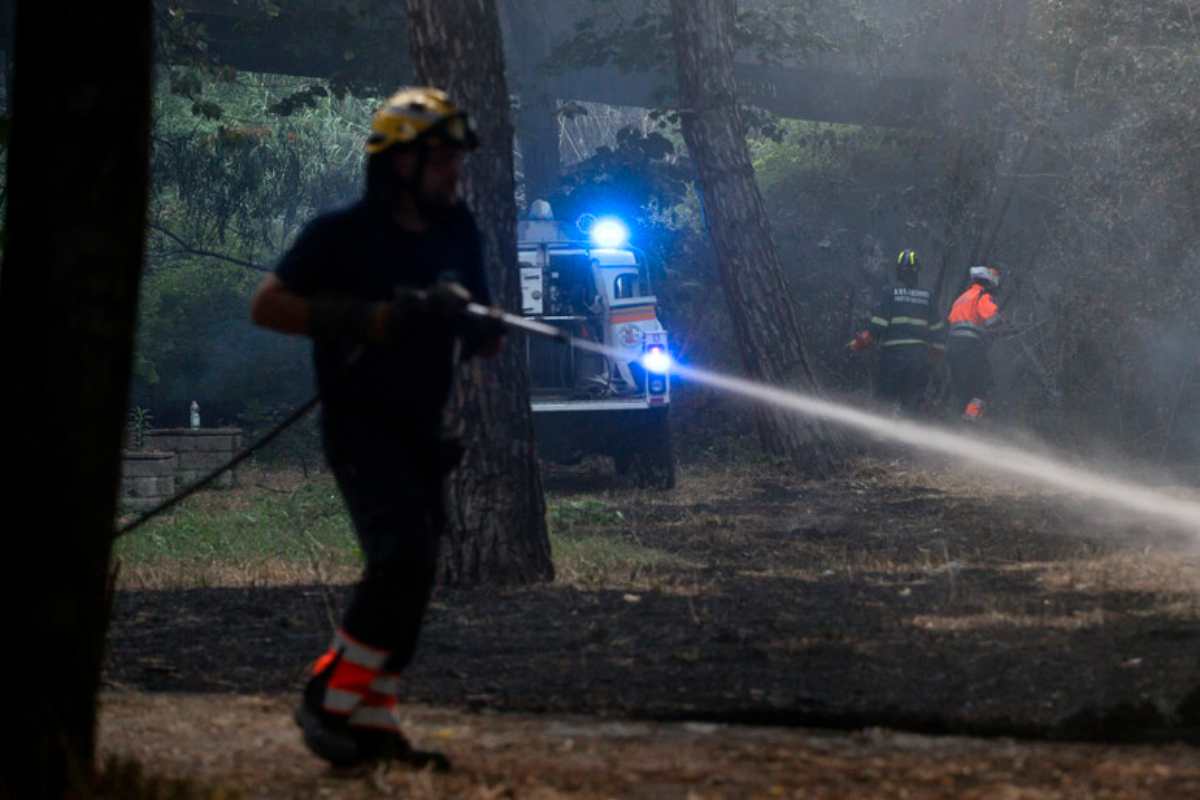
[
  {"xmin": 545, "ymin": 0, "xmax": 847, "ymax": 142},
  {"xmin": 158, "ymin": 0, "xmax": 414, "ymax": 126},
  {"xmin": 750, "ymin": 119, "xmax": 867, "ymax": 191},
  {"xmin": 548, "ymin": 497, "xmax": 625, "ymax": 532},
  {"xmin": 132, "ymin": 257, "xmax": 303, "ymax": 424},
  {"xmin": 131, "ymin": 0, "xmax": 1200, "ymax": 464},
  {"xmin": 268, "ymin": 82, "xmax": 333, "ymax": 116},
  {"xmin": 136, "ymin": 71, "xmax": 374, "ymax": 430},
  {"xmin": 547, "ymin": 0, "xmax": 839, "ymax": 77},
  {"xmin": 151, "ymin": 70, "xmax": 371, "ymax": 260},
  {"xmin": 545, "ymin": 121, "xmax": 700, "ymax": 294},
  {"xmin": 127, "ymin": 406, "xmax": 154, "ymax": 450},
  {"xmin": 733, "ymin": 0, "xmax": 838, "ymax": 65},
  {"xmin": 549, "ymin": 2, "xmax": 674, "ymax": 75},
  {"xmin": 548, "ymin": 126, "xmax": 691, "ymax": 225},
  {"xmin": 155, "ymin": 2, "xmax": 241, "ymax": 122},
  {"xmin": 1007, "ymin": 2, "xmax": 1200, "ymax": 454}
]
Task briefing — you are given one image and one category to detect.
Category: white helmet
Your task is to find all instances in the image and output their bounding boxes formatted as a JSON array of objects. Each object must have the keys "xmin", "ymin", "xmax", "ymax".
[
  {"xmin": 528, "ymin": 199, "xmax": 554, "ymax": 220},
  {"xmin": 968, "ymin": 265, "xmax": 1001, "ymax": 289}
]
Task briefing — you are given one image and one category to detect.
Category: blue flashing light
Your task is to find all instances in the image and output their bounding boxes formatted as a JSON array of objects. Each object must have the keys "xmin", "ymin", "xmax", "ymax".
[
  {"xmin": 641, "ymin": 346, "xmax": 671, "ymax": 375},
  {"xmin": 589, "ymin": 216, "xmax": 630, "ymax": 249}
]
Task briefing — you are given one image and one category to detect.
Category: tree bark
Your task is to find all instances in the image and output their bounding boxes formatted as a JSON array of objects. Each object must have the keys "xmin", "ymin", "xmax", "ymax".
[
  {"xmin": 504, "ymin": 0, "xmax": 561, "ymax": 205},
  {"xmin": 517, "ymin": 89, "xmax": 560, "ymax": 206},
  {"xmin": 406, "ymin": 0, "xmax": 553, "ymax": 585},
  {"xmin": 669, "ymin": 0, "xmax": 843, "ymax": 476},
  {"xmin": 0, "ymin": 2, "xmax": 153, "ymax": 796}
]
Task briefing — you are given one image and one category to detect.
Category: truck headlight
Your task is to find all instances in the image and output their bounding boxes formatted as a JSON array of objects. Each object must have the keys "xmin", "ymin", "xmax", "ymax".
[{"xmin": 641, "ymin": 346, "xmax": 671, "ymax": 375}]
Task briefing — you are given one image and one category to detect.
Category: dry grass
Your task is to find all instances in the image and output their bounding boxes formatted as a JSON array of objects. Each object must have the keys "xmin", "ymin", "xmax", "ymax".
[
  {"xmin": 113, "ymin": 457, "xmax": 1200, "ymax": 654},
  {"xmin": 98, "ymin": 692, "xmax": 1200, "ymax": 799},
  {"xmin": 115, "ymin": 559, "xmax": 361, "ymax": 591},
  {"xmin": 99, "ymin": 458, "xmax": 1200, "ymax": 797},
  {"xmin": 909, "ymin": 610, "xmax": 1111, "ymax": 632},
  {"xmin": 1036, "ymin": 553, "xmax": 1200, "ymax": 596}
]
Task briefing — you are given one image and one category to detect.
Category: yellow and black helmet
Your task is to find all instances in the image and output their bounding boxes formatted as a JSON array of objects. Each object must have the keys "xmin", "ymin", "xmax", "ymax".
[
  {"xmin": 897, "ymin": 248, "xmax": 919, "ymax": 273},
  {"xmin": 364, "ymin": 87, "xmax": 479, "ymax": 155}
]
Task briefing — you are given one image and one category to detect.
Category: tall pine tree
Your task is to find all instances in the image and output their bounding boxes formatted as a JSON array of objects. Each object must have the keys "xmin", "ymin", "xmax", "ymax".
[
  {"xmin": 0, "ymin": 2, "xmax": 154, "ymax": 795},
  {"xmin": 670, "ymin": 0, "xmax": 843, "ymax": 476},
  {"xmin": 406, "ymin": 0, "xmax": 554, "ymax": 584}
]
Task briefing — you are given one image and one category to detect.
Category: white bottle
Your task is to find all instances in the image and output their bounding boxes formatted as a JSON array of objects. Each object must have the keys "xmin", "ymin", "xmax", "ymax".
[{"xmin": 190, "ymin": 401, "xmax": 200, "ymax": 430}]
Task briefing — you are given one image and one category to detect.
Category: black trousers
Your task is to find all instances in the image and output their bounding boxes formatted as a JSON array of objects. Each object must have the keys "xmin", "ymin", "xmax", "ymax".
[
  {"xmin": 328, "ymin": 445, "xmax": 446, "ymax": 674},
  {"xmin": 877, "ymin": 346, "xmax": 930, "ymax": 414},
  {"xmin": 947, "ymin": 338, "xmax": 993, "ymax": 413}
]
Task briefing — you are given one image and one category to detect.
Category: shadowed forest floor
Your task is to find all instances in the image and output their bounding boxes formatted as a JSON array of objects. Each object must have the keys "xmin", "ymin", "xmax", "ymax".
[{"xmin": 101, "ymin": 457, "xmax": 1200, "ymax": 797}]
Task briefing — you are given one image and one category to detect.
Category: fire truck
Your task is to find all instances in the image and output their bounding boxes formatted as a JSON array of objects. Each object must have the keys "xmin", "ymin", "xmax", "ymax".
[{"xmin": 517, "ymin": 200, "xmax": 675, "ymax": 489}]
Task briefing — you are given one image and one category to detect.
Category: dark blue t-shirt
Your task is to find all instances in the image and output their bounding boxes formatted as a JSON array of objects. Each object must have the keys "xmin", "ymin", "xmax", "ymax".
[{"xmin": 275, "ymin": 199, "xmax": 492, "ymax": 450}]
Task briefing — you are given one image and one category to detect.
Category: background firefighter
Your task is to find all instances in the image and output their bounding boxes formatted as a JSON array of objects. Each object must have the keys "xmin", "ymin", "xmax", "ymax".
[
  {"xmin": 248, "ymin": 87, "xmax": 503, "ymax": 769},
  {"xmin": 849, "ymin": 249, "xmax": 945, "ymax": 415},
  {"xmin": 946, "ymin": 265, "xmax": 1004, "ymax": 422}
]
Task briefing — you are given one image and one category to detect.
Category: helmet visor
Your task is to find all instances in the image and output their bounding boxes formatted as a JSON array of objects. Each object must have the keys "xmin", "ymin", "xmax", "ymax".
[{"xmin": 428, "ymin": 113, "xmax": 479, "ymax": 150}]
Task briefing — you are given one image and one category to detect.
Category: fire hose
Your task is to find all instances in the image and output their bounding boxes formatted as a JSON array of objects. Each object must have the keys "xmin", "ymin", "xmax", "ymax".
[{"xmin": 114, "ymin": 303, "xmax": 583, "ymax": 540}]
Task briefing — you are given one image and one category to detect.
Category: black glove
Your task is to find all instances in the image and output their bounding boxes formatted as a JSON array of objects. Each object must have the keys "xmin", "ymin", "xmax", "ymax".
[
  {"xmin": 384, "ymin": 282, "xmax": 473, "ymax": 343},
  {"xmin": 467, "ymin": 306, "xmax": 506, "ymax": 339},
  {"xmin": 456, "ymin": 305, "xmax": 505, "ymax": 359},
  {"xmin": 307, "ymin": 284, "xmax": 473, "ymax": 345},
  {"xmin": 426, "ymin": 281, "xmax": 472, "ymax": 320},
  {"xmin": 391, "ymin": 282, "xmax": 472, "ymax": 322}
]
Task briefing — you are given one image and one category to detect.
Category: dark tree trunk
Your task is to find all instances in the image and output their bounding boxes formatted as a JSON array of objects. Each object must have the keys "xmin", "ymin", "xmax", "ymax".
[
  {"xmin": 505, "ymin": 0, "xmax": 561, "ymax": 204},
  {"xmin": 0, "ymin": 2, "xmax": 153, "ymax": 796},
  {"xmin": 517, "ymin": 91, "xmax": 560, "ymax": 206},
  {"xmin": 669, "ymin": 0, "xmax": 843, "ymax": 476},
  {"xmin": 406, "ymin": 0, "xmax": 553, "ymax": 585}
]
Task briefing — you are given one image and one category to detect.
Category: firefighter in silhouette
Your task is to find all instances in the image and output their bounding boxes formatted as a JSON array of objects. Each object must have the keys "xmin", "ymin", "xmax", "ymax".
[
  {"xmin": 250, "ymin": 87, "xmax": 503, "ymax": 770},
  {"xmin": 946, "ymin": 265, "xmax": 1003, "ymax": 422},
  {"xmin": 849, "ymin": 249, "xmax": 944, "ymax": 415}
]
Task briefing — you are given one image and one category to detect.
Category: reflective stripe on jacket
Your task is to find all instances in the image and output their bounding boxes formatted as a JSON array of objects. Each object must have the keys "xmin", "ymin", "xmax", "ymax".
[
  {"xmin": 947, "ymin": 284, "xmax": 1001, "ymax": 341},
  {"xmin": 868, "ymin": 285, "xmax": 942, "ymax": 349}
]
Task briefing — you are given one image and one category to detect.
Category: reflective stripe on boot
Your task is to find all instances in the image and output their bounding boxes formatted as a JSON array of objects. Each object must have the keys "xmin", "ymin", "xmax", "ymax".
[
  {"xmin": 310, "ymin": 629, "xmax": 392, "ymax": 717},
  {"xmin": 349, "ymin": 692, "xmax": 404, "ymax": 734}
]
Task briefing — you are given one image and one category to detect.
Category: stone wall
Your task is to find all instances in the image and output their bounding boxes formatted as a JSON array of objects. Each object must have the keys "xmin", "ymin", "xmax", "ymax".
[
  {"xmin": 119, "ymin": 450, "xmax": 177, "ymax": 511},
  {"xmin": 144, "ymin": 428, "xmax": 243, "ymax": 490}
]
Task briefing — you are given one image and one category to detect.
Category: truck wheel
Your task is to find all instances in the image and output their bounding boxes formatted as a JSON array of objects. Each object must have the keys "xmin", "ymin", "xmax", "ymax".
[{"xmin": 634, "ymin": 409, "xmax": 675, "ymax": 490}]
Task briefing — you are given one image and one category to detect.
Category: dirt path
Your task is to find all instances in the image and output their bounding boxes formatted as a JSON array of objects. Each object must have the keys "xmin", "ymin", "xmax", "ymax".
[
  {"xmin": 99, "ymin": 692, "xmax": 1200, "ymax": 798},
  {"xmin": 102, "ymin": 459, "xmax": 1200, "ymax": 796}
]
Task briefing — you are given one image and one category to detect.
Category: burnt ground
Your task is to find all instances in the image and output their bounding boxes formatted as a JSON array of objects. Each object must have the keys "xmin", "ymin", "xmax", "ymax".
[{"xmin": 100, "ymin": 457, "xmax": 1200, "ymax": 797}]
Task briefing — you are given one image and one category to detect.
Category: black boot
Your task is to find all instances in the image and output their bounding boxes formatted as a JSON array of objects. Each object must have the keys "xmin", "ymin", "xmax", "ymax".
[
  {"xmin": 295, "ymin": 703, "xmax": 363, "ymax": 767},
  {"xmin": 295, "ymin": 654, "xmax": 364, "ymax": 767},
  {"xmin": 353, "ymin": 727, "xmax": 452, "ymax": 772}
]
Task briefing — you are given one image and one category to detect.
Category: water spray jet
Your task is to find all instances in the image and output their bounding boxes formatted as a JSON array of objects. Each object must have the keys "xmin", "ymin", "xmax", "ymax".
[{"xmin": 467, "ymin": 303, "xmax": 1200, "ymax": 536}]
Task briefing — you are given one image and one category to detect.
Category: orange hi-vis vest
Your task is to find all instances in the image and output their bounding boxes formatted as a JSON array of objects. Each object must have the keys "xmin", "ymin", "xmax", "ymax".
[
  {"xmin": 312, "ymin": 628, "xmax": 405, "ymax": 734},
  {"xmin": 947, "ymin": 284, "xmax": 1000, "ymax": 341}
]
